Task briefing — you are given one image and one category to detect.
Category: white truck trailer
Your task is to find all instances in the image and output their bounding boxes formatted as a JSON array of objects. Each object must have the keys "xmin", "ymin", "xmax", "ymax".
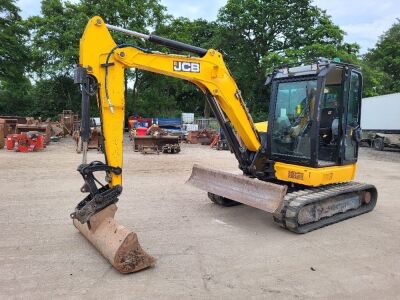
[{"xmin": 361, "ymin": 93, "xmax": 400, "ymax": 150}]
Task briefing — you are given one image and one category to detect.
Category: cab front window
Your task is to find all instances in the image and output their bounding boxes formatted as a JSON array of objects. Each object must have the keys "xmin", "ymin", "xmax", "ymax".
[{"xmin": 271, "ymin": 80, "xmax": 317, "ymax": 160}]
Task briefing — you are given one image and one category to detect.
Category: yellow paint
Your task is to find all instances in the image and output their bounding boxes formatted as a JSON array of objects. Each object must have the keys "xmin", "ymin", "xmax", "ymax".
[
  {"xmin": 296, "ymin": 104, "xmax": 302, "ymax": 116},
  {"xmin": 274, "ymin": 162, "xmax": 357, "ymax": 187},
  {"xmin": 79, "ymin": 16, "xmax": 260, "ymax": 187},
  {"xmin": 255, "ymin": 121, "xmax": 268, "ymax": 133}
]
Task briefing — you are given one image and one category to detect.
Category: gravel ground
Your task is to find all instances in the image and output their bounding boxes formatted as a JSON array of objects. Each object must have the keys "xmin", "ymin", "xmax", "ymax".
[
  {"xmin": 1, "ymin": 137, "xmax": 400, "ymax": 299},
  {"xmin": 359, "ymin": 145, "xmax": 400, "ymax": 163}
]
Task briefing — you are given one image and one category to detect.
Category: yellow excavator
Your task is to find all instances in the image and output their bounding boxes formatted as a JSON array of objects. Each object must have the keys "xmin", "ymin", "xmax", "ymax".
[{"xmin": 71, "ymin": 16, "xmax": 377, "ymax": 273}]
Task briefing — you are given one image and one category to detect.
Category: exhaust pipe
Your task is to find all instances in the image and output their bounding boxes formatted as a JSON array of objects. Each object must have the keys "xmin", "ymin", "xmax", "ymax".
[{"xmin": 73, "ymin": 204, "xmax": 155, "ymax": 273}]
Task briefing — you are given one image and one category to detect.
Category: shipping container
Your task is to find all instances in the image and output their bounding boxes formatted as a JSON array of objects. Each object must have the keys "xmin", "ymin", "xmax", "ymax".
[{"xmin": 361, "ymin": 93, "xmax": 400, "ymax": 131}]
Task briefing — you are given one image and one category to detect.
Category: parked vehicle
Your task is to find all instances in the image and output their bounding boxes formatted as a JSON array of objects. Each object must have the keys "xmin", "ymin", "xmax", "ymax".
[{"xmin": 361, "ymin": 93, "xmax": 400, "ymax": 151}]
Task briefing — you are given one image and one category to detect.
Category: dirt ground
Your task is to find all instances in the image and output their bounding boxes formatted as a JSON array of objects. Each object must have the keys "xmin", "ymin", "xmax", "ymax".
[{"xmin": 1, "ymin": 137, "xmax": 400, "ymax": 299}]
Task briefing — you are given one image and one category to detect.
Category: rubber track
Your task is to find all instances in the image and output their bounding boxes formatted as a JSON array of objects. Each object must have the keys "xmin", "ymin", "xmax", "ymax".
[{"xmin": 273, "ymin": 182, "xmax": 377, "ymax": 234}]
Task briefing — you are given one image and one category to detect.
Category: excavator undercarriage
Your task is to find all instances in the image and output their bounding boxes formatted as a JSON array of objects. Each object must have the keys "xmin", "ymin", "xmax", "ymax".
[
  {"xmin": 188, "ymin": 168, "xmax": 377, "ymax": 234},
  {"xmin": 273, "ymin": 182, "xmax": 377, "ymax": 233}
]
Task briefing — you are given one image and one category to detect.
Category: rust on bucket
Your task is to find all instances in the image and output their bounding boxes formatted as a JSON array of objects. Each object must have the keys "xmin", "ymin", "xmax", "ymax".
[{"xmin": 73, "ymin": 204, "xmax": 156, "ymax": 273}]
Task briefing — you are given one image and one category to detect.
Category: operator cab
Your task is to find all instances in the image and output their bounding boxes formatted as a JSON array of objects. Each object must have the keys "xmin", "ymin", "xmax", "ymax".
[{"xmin": 266, "ymin": 60, "xmax": 362, "ymax": 168}]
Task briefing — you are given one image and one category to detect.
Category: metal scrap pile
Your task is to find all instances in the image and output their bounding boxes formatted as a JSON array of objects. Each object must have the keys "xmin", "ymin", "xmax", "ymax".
[
  {"xmin": 17, "ymin": 117, "xmax": 52, "ymax": 144},
  {"xmin": 6, "ymin": 131, "xmax": 45, "ymax": 152},
  {"xmin": 132, "ymin": 124, "xmax": 181, "ymax": 154},
  {"xmin": 50, "ymin": 122, "xmax": 64, "ymax": 139},
  {"xmin": 0, "ymin": 111, "xmax": 81, "ymax": 151},
  {"xmin": 59, "ymin": 110, "xmax": 79, "ymax": 136},
  {"xmin": 147, "ymin": 124, "xmax": 167, "ymax": 137},
  {"xmin": 186, "ymin": 129, "xmax": 217, "ymax": 145},
  {"xmin": 72, "ymin": 118, "xmax": 102, "ymax": 153},
  {"xmin": 0, "ymin": 116, "xmax": 50, "ymax": 150},
  {"xmin": 182, "ymin": 115, "xmax": 221, "ymax": 146},
  {"xmin": 209, "ymin": 133, "xmax": 230, "ymax": 150}
]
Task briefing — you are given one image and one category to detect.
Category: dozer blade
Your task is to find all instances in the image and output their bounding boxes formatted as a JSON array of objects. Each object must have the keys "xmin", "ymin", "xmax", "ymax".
[
  {"xmin": 73, "ymin": 204, "xmax": 155, "ymax": 273},
  {"xmin": 187, "ymin": 164, "xmax": 287, "ymax": 213}
]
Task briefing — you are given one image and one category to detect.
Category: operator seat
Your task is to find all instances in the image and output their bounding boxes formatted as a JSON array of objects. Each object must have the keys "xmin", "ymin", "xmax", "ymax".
[{"xmin": 319, "ymin": 108, "xmax": 338, "ymax": 144}]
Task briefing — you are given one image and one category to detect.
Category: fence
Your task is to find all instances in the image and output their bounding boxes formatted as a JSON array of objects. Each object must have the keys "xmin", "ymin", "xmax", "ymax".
[{"xmin": 195, "ymin": 118, "xmax": 220, "ymax": 130}]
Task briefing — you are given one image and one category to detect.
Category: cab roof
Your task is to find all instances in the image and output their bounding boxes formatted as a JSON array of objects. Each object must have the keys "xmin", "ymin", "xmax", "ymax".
[{"xmin": 271, "ymin": 59, "xmax": 360, "ymax": 80}]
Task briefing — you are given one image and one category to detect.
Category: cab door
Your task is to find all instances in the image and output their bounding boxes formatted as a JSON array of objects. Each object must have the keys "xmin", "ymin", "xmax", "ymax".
[{"xmin": 342, "ymin": 70, "xmax": 362, "ymax": 163}]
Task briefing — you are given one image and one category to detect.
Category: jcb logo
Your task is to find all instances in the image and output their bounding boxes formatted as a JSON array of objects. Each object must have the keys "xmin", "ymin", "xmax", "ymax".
[{"xmin": 173, "ymin": 61, "xmax": 200, "ymax": 73}]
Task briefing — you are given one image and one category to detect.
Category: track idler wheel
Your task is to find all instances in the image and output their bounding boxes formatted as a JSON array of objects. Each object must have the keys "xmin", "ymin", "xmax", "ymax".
[{"xmin": 208, "ymin": 192, "xmax": 241, "ymax": 207}]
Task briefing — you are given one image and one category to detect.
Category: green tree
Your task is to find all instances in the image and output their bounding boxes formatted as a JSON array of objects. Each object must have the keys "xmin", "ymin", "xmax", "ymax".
[
  {"xmin": 4, "ymin": 0, "xmax": 377, "ymax": 121},
  {"xmin": 27, "ymin": 0, "xmax": 87, "ymax": 77},
  {"xmin": 27, "ymin": 0, "xmax": 167, "ymax": 118},
  {"xmin": 358, "ymin": 61, "xmax": 388, "ymax": 97},
  {"xmin": 131, "ymin": 17, "xmax": 220, "ymax": 118},
  {"xmin": 30, "ymin": 76, "xmax": 80, "ymax": 117},
  {"xmin": 0, "ymin": 0, "xmax": 31, "ymax": 115},
  {"xmin": 364, "ymin": 19, "xmax": 400, "ymax": 94},
  {"xmin": 80, "ymin": 0, "xmax": 165, "ymax": 33},
  {"xmin": 216, "ymin": 0, "xmax": 354, "ymax": 120},
  {"xmin": 26, "ymin": 0, "xmax": 88, "ymax": 118},
  {"xmin": 78, "ymin": 0, "xmax": 168, "ymax": 117}
]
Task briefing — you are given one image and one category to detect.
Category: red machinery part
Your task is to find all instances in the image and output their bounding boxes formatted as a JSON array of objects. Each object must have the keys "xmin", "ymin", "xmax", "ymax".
[
  {"xmin": 135, "ymin": 127, "xmax": 148, "ymax": 136},
  {"xmin": 35, "ymin": 134, "xmax": 44, "ymax": 150},
  {"xmin": 16, "ymin": 132, "xmax": 29, "ymax": 152},
  {"xmin": 6, "ymin": 134, "xmax": 16, "ymax": 150},
  {"xmin": 8, "ymin": 132, "xmax": 44, "ymax": 152},
  {"xmin": 127, "ymin": 116, "xmax": 153, "ymax": 131}
]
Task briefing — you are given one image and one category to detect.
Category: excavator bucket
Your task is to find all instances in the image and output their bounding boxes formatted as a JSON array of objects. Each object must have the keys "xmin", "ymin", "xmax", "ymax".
[
  {"xmin": 187, "ymin": 164, "xmax": 287, "ymax": 213},
  {"xmin": 73, "ymin": 204, "xmax": 155, "ymax": 273}
]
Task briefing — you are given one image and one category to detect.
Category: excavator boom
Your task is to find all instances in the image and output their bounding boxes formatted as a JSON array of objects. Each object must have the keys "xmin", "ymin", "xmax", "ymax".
[{"xmin": 78, "ymin": 16, "xmax": 261, "ymax": 186}]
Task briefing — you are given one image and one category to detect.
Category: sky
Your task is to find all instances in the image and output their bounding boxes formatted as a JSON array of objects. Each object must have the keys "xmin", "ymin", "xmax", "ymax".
[{"xmin": 16, "ymin": 0, "xmax": 399, "ymax": 53}]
